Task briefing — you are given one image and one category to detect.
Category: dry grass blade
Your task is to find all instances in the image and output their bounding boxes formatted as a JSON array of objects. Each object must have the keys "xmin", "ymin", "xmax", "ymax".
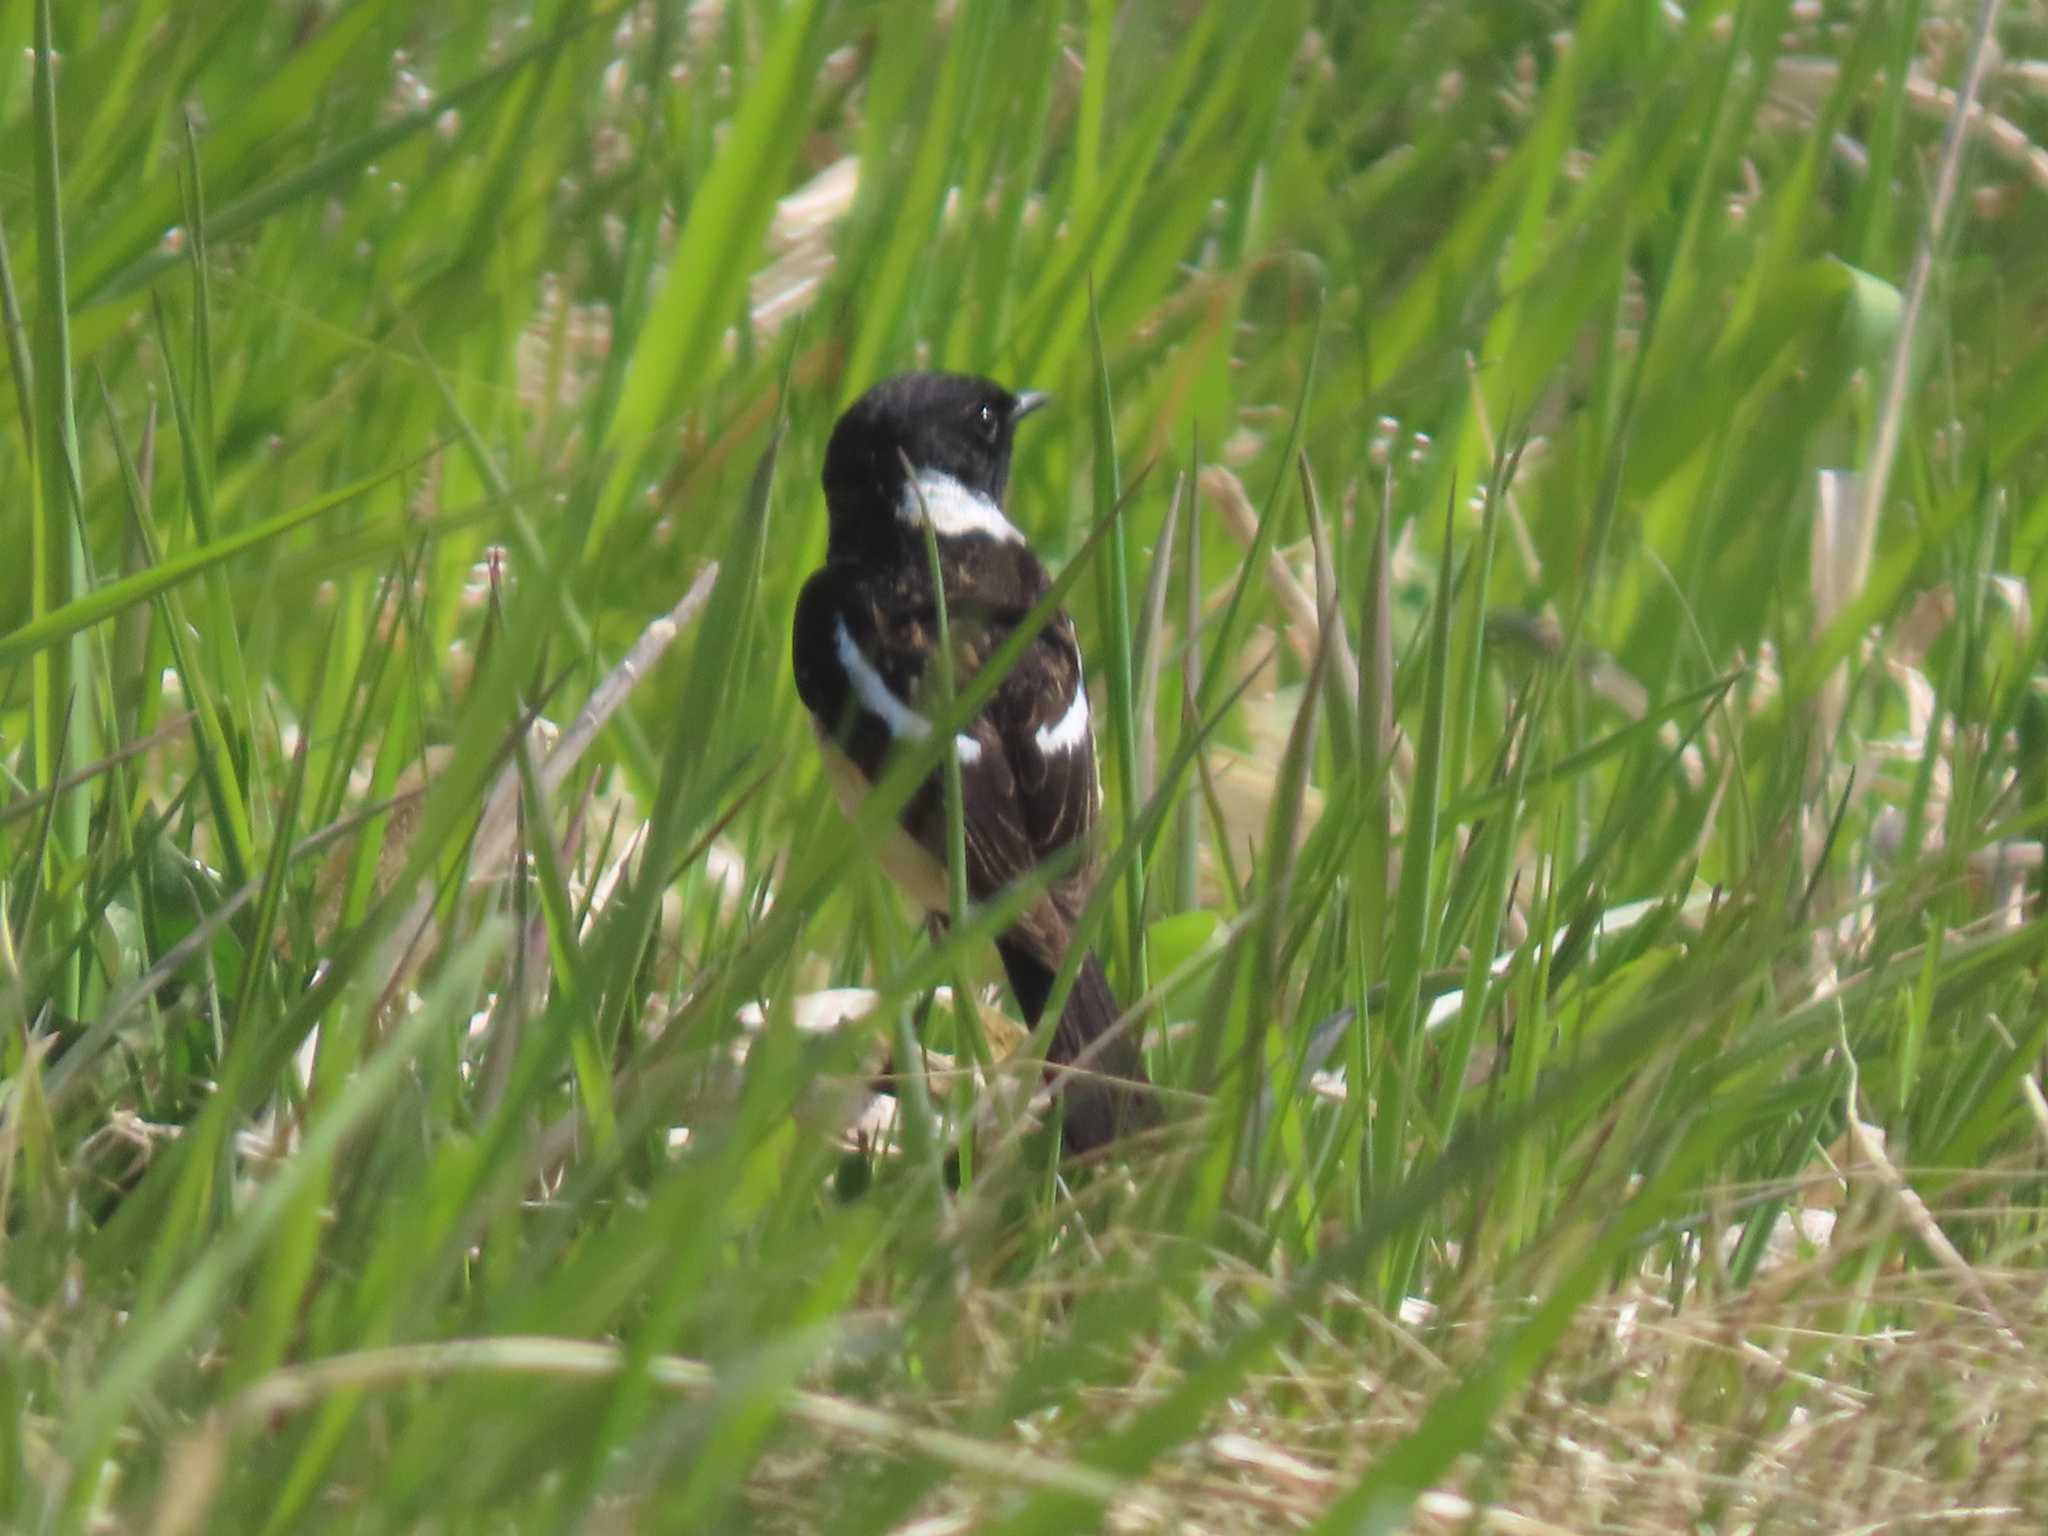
[
  {"xmin": 1201, "ymin": 464, "xmax": 1335, "ymax": 680},
  {"xmin": 374, "ymin": 561, "xmax": 721, "ymax": 997},
  {"xmin": 1298, "ymin": 451, "xmax": 1360, "ymax": 748},
  {"xmin": 1132, "ymin": 471, "xmax": 1184, "ymax": 799},
  {"xmin": 1852, "ymin": 0, "xmax": 2004, "ymax": 570},
  {"xmin": 0, "ymin": 710, "xmax": 196, "ymax": 828},
  {"xmin": 1837, "ymin": 1020, "xmax": 2024, "ymax": 1355},
  {"xmin": 477, "ymin": 563, "xmax": 722, "ymax": 878},
  {"xmin": 213, "ymin": 1337, "xmax": 1137, "ymax": 1505}
]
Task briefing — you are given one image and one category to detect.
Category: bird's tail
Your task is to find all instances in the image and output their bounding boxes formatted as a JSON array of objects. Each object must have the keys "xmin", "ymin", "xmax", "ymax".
[{"xmin": 996, "ymin": 939, "xmax": 1156, "ymax": 1153}]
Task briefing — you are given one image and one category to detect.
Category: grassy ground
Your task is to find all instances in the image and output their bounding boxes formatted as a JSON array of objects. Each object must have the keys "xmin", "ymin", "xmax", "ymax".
[{"xmin": 5, "ymin": 0, "xmax": 2048, "ymax": 1529}]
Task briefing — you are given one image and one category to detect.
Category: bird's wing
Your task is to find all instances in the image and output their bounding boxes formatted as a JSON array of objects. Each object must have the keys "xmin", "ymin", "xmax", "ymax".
[
  {"xmin": 795, "ymin": 569, "xmax": 1049, "ymax": 923},
  {"xmin": 989, "ymin": 612, "xmax": 1100, "ymax": 918}
]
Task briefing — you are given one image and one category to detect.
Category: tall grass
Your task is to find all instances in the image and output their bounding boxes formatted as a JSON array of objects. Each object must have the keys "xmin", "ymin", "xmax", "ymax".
[{"xmin": 4, "ymin": 2, "xmax": 2048, "ymax": 1529}]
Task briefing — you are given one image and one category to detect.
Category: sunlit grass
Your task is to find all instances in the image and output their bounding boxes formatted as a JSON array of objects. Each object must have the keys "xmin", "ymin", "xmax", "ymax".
[{"xmin": 5, "ymin": 1, "xmax": 2048, "ymax": 1530}]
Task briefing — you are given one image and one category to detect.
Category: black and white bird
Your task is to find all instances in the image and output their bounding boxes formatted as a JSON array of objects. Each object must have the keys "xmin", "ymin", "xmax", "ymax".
[{"xmin": 791, "ymin": 371, "xmax": 1155, "ymax": 1154}]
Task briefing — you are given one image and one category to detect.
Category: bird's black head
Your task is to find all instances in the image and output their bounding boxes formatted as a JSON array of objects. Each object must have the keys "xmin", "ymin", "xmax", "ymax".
[{"xmin": 821, "ymin": 371, "xmax": 1048, "ymax": 563}]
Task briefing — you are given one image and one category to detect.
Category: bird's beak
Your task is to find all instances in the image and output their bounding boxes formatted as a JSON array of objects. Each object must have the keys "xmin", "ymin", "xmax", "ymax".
[{"xmin": 1009, "ymin": 390, "xmax": 1052, "ymax": 422}]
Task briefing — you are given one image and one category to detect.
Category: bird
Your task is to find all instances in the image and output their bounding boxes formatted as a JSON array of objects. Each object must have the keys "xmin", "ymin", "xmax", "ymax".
[{"xmin": 791, "ymin": 370, "xmax": 1156, "ymax": 1154}]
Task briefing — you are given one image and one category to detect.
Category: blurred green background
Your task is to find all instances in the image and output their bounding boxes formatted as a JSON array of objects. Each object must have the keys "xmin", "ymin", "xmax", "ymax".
[{"xmin": 6, "ymin": 1, "xmax": 2048, "ymax": 1530}]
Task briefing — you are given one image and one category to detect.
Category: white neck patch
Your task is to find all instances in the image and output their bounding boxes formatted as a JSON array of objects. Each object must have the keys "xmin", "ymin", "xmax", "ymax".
[{"xmin": 899, "ymin": 469, "xmax": 1024, "ymax": 544}]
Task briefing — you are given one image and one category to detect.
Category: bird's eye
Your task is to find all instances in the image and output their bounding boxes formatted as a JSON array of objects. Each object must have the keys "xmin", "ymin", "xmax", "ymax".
[{"xmin": 972, "ymin": 401, "xmax": 1000, "ymax": 441}]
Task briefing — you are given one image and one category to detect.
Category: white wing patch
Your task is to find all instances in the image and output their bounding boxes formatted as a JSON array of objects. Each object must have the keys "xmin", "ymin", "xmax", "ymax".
[
  {"xmin": 834, "ymin": 617, "xmax": 981, "ymax": 764},
  {"xmin": 835, "ymin": 617, "xmax": 927, "ymax": 738},
  {"xmin": 1034, "ymin": 670, "xmax": 1091, "ymax": 756},
  {"xmin": 899, "ymin": 470, "xmax": 1024, "ymax": 544}
]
